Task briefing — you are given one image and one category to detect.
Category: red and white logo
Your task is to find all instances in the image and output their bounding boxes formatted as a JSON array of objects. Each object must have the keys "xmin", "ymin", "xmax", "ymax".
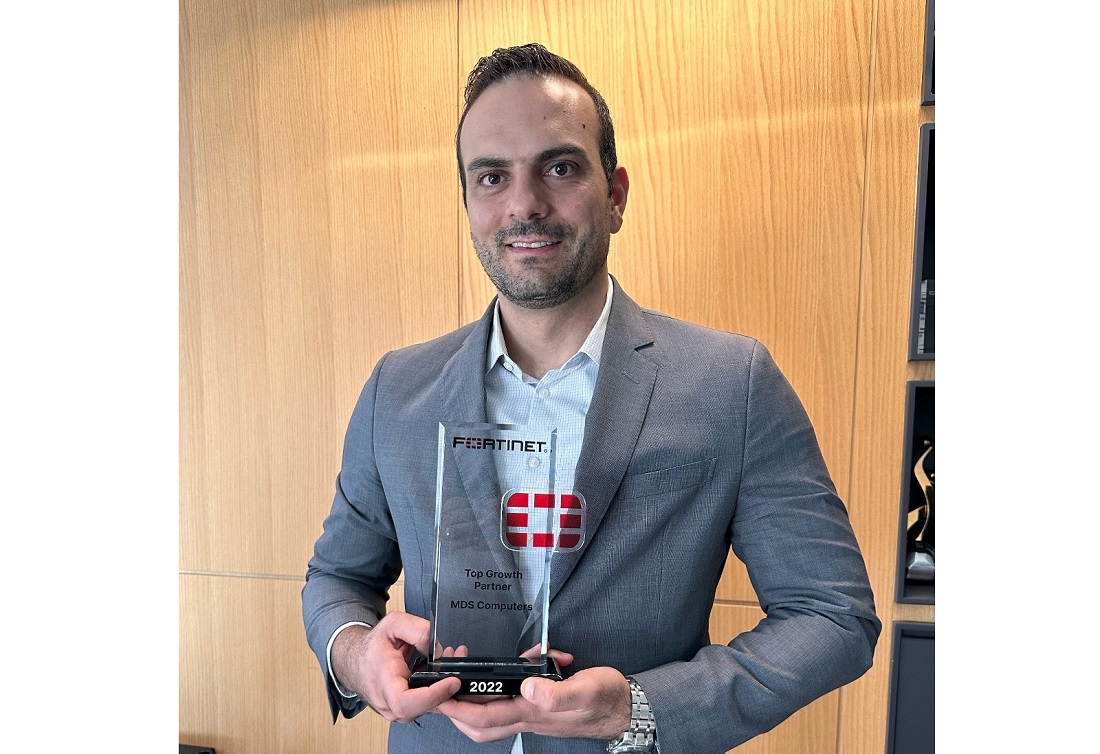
[{"xmin": 501, "ymin": 491, "xmax": 586, "ymax": 552}]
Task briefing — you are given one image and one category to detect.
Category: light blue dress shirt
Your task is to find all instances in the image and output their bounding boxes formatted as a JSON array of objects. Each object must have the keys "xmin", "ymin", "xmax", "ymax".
[{"xmin": 484, "ymin": 281, "xmax": 612, "ymax": 754}]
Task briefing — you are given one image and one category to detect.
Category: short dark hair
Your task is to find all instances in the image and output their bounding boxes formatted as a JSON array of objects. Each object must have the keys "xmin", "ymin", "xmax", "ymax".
[{"xmin": 455, "ymin": 43, "xmax": 618, "ymax": 201}]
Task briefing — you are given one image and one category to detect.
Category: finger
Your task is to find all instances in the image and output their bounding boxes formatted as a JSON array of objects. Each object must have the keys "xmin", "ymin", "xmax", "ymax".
[
  {"xmin": 386, "ymin": 676, "xmax": 462, "ymax": 722},
  {"xmin": 520, "ymin": 669, "xmax": 599, "ymax": 713},
  {"xmin": 448, "ymin": 717, "xmax": 525, "ymax": 744},
  {"xmin": 378, "ymin": 612, "xmax": 434, "ymax": 656},
  {"xmin": 437, "ymin": 693, "xmax": 530, "ymax": 727},
  {"xmin": 452, "ymin": 692, "xmax": 511, "ymax": 703},
  {"xmin": 519, "ymin": 677, "xmax": 562, "ymax": 709},
  {"xmin": 518, "ymin": 644, "xmax": 573, "ymax": 667},
  {"xmin": 546, "ymin": 649, "xmax": 574, "ymax": 668}
]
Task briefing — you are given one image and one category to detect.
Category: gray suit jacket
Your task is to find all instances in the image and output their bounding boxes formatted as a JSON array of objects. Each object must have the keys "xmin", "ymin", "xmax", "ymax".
[{"xmin": 303, "ymin": 280, "xmax": 880, "ymax": 753}]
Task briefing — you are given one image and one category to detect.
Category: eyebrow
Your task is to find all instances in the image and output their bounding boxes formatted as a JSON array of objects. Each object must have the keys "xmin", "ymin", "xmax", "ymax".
[{"xmin": 464, "ymin": 144, "xmax": 590, "ymax": 175}]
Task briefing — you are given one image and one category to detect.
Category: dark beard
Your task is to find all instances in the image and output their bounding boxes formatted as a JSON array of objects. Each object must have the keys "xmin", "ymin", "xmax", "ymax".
[{"xmin": 473, "ymin": 220, "xmax": 608, "ymax": 310}]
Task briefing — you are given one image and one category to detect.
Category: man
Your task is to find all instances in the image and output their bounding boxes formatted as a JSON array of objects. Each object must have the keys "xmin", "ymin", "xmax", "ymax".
[{"xmin": 303, "ymin": 43, "xmax": 880, "ymax": 754}]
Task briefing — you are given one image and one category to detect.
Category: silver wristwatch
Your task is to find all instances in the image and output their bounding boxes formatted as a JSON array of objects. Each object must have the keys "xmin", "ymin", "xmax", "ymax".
[{"xmin": 607, "ymin": 677, "xmax": 656, "ymax": 753}]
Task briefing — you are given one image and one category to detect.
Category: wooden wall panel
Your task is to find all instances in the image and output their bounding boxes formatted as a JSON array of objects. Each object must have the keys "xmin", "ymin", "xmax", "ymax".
[
  {"xmin": 836, "ymin": 0, "xmax": 935, "ymax": 751},
  {"xmin": 180, "ymin": 0, "xmax": 459, "ymax": 578},
  {"xmin": 180, "ymin": 1, "xmax": 458, "ymax": 751},
  {"xmin": 613, "ymin": 1, "xmax": 870, "ymax": 487},
  {"xmin": 180, "ymin": 573, "xmax": 406, "ymax": 752}
]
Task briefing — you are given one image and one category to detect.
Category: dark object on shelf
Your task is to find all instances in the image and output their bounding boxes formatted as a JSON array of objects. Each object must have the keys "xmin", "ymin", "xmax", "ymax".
[
  {"xmin": 922, "ymin": 0, "xmax": 935, "ymax": 105},
  {"xmin": 916, "ymin": 279, "xmax": 934, "ymax": 355},
  {"xmin": 896, "ymin": 381, "xmax": 934, "ymax": 604},
  {"xmin": 886, "ymin": 622, "xmax": 935, "ymax": 754},
  {"xmin": 905, "ymin": 438, "xmax": 935, "ymax": 582},
  {"xmin": 909, "ymin": 123, "xmax": 935, "ymax": 360},
  {"xmin": 180, "ymin": 745, "xmax": 215, "ymax": 754}
]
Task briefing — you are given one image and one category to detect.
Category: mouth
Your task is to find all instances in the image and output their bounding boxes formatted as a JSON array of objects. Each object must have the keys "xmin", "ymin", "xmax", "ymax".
[{"xmin": 505, "ymin": 238, "xmax": 560, "ymax": 250}]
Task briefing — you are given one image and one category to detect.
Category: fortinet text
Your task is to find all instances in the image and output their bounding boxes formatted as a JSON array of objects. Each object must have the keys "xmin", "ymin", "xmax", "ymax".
[{"xmin": 452, "ymin": 436, "xmax": 549, "ymax": 453}]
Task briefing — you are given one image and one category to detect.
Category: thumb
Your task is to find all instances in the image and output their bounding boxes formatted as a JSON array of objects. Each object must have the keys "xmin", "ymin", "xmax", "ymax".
[{"xmin": 520, "ymin": 677, "xmax": 559, "ymax": 709}]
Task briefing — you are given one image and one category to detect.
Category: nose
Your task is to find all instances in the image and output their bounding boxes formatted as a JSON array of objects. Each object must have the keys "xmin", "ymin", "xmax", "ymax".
[{"xmin": 506, "ymin": 172, "xmax": 549, "ymax": 221}]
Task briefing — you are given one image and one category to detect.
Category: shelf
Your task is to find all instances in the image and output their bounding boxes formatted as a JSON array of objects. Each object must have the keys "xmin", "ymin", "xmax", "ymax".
[
  {"xmin": 896, "ymin": 381, "xmax": 934, "ymax": 604},
  {"xmin": 886, "ymin": 621, "xmax": 935, "ymax": 754},
  {"xmin": 908, "ymin": 123, "xmax": 935, "ymax": 360},
  {"xmin": 922, "ymin": 0, "xmax": 935, "ymax": 106}
]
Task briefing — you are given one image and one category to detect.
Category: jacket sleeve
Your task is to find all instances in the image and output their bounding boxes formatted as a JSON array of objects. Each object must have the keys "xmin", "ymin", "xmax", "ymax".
[
  {"xmin": 302, "ymin": 354, "xmax": 404, "ymax": 722},
  {"xmin": 632, "ymin": 341, "xmax": 881, "ymax": 752}
]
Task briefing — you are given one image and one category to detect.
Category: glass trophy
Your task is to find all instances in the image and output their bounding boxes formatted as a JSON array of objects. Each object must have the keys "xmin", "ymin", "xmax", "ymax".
[{"xmin": 409, "ymin": 422, "xmax": 585, "ymax": 695}]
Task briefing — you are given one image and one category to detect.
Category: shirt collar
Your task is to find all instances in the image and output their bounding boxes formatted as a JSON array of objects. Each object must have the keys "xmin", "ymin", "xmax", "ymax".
[{"xmin": 486, "ymin": 275, "xmax": 615, "ymax": 375}]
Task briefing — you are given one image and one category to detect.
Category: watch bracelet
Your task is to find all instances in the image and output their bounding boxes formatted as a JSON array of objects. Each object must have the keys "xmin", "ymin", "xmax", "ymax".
[{"xmin": 607, "ymin": 677, "xmax": 656, "ymax": 752}]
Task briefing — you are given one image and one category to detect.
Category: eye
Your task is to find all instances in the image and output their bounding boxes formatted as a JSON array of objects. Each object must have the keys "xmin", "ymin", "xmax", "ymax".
[
  {"xmin": 478, "ymin": 172, "xmax": 503, "ymax": 187},
  {"xmin": 546, "ymin": 162, "xmax": 575, "ymax": 178}
]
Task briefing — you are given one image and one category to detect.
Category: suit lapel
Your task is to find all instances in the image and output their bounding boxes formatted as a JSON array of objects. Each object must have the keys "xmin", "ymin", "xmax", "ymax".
[
  {"xmin": 550, "ymin": 282, "xmax": 658, "ymax": 601},
  {"xmin": 438, "ymin": 301, "xmax": 494, "ymax": 426},
  {"xmin": 436, "ymin": 302, "xmax": 520, "ymax": 577}
]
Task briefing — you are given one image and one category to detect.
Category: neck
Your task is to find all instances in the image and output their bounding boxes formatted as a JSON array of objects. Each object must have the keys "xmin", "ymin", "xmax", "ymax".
[{"xmin": 498, "ymin": 274, "xmax": 609, "ymax": 380}]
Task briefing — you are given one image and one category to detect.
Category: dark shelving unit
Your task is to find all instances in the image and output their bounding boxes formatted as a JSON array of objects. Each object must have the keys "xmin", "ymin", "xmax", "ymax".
[
  {"xmin": 886, "ymin": 621, "xmax": 935, "ymax": 754},
  {"xmin": 896, "ymin": 381, "xmax": 934, "ymax": 605},
  {"xmin": 908, "ymin": 123, "xmax": 935, "ymax": 361}
]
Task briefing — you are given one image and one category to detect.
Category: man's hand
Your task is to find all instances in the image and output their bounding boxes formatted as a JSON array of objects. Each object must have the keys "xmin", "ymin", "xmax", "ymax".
[
  {"xmin": 436, "ymin": 658, "xmax": 632, "ymax": 744},
  {"xmin": 330, "ymin": 612, "xmax": 461, "ymax": 723}
]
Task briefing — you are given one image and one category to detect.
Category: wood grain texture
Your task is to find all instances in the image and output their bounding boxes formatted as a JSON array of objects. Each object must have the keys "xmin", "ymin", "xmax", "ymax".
[
  {"xmin": 180, "ymin": 573, "xmax": 405, "ymax": 753},
  {"xmin": 836, "ymin": 1, "xmax": 935, "ymax": 752},
  {"xmin": 180, "ymin": 0, "xmax": 459, "ymax": 578}
]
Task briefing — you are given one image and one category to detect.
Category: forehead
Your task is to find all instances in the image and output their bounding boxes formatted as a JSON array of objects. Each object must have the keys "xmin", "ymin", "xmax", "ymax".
[{"xmin": 459, "ymin": 74, "xmax": 601, "ymax": 163}]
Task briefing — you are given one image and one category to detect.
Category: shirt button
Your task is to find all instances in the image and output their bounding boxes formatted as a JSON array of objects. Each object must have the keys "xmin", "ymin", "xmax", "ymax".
[
  {"xmin": 528, "ymin": 457, "xmax": 540, "ymax": 468},
  {"xmin": 537, "ymin": 387, "xmax": 550, "ymax": 398}
]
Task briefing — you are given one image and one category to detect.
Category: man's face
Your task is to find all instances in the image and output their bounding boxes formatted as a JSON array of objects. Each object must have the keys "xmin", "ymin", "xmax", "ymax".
[{"xmin": 458, "ymin": 75, "xmax": 626, "ymax": 310}]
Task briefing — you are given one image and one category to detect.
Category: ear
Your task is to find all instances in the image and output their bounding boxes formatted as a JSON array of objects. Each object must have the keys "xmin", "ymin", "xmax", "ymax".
[{"xmin": 608, "ymin": 166, "xmax": 629, "ymax": 234}]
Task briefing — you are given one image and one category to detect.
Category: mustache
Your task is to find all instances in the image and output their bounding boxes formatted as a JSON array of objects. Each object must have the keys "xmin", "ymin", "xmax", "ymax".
[{"xmin": 493, "ymin": 221, "xmax": 575, "ymax": 245}]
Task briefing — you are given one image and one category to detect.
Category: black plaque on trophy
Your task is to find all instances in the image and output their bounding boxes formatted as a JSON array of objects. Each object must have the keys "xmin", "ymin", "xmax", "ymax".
[{"xmin": 409, "ymin": 422, "xmax": 585, "ymax": 695}]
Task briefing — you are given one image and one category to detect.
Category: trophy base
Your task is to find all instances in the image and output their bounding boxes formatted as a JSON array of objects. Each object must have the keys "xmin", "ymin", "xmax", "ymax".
[{"xmin": 409, "ymin": 656, "xmax": 562, "ymax": 696}]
